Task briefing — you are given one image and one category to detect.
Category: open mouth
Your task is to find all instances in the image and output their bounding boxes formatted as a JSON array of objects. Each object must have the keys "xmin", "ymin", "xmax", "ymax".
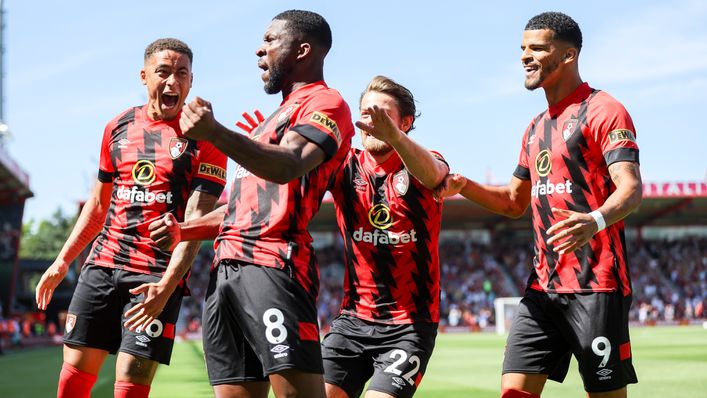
[
  {"xmin": 161, "ymin": 93, "xmax": 179, "ymax": 108},
  {"xmin": 524, "ymin": 65, "xmax": 539, "ymax": 76},
  {"xmin": 258, "ymin": 60, "xmax": 269, "ymax": 80}
]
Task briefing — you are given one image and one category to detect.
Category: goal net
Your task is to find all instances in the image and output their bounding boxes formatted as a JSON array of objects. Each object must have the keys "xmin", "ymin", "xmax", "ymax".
[{"xmin": 493, "ymin": 297, "xmax": 522, "ymax": 334}]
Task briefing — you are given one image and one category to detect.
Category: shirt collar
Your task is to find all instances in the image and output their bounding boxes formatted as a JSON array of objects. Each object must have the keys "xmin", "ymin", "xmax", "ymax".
[
  {"xmin": 363, "ymin": 150, "xmax": 403, "ymax": 175},
  {"xmin": 140, "ymin": 104, "xmax": 182, "ymax": 131},
  {"xmin": 548, "ymin": 82, "xmax": 592, "ymax": 117},
  {"xmin": 281, "ymin": 80, "xmax": 328, "ymax": 104}
]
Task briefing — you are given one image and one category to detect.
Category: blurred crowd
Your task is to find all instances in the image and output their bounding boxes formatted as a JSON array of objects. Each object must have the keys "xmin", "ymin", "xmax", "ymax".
[
  {"xmin": 2, "ymin": 236, "xmax": 705, "ymax": 349},
  {"xmin": 177, "ymin": 236, "xmax": 706, "ymax": 333}
]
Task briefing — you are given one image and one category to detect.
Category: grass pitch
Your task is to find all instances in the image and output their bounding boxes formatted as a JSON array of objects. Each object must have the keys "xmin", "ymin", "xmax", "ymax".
[{"xmin": 0, "ymin": 326, "xmax": 705, "ymax": 397}]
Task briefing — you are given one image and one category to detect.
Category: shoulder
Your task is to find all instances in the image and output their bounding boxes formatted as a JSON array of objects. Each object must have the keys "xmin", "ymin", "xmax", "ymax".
[
  {"xmin": 305, "ymin": 87, "xmax": 350, "ymax": 111},
  {"xmin": 588, "ymin": 89, "xmax": 631, "ymax": 117},
  {"xmin": 105, "ymin": 105, "xmax": 141, "ymax": 132},
  {"xmin": 529, "ymin": 109, "xmax": 548, "ymax": 126}
]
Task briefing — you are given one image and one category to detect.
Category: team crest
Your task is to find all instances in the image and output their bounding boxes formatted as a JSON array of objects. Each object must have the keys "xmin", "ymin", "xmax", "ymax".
[
  {"xmin": 393, "ymin": 170, "xmax": 409, "ymax": 196},
  {"xmin": 278, "ymin": 104, "xmax": 299, "ymax": 122},
  {"xmin": 169, "ymin": 137, "xmax": 188, "ymax": 159},
  {"xmin": 65, "ymin": 314, "xmax": 76, "ymax": 334},
  {"xmin": 562, "ymin": 119, "xmax": 579, "ymax": 141}
]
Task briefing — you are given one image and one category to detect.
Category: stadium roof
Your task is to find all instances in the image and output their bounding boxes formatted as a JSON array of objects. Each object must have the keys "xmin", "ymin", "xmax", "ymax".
[
  {"xmin": 0, "ymin": 146, "xmax": 32, "ymax": 203},
  {"xmin": 310, "ymin": 181, "xmax": 707, "ymax": 231}
]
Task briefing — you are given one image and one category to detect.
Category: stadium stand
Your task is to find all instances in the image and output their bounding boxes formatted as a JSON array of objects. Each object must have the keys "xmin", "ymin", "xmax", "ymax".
[
  {"xmin": 0, "ymin": 145, "xmax": 32, "ymax": 352},
  {"xmin": 4, "ymin": 182, "xmax": 706, "ymax": 349}
]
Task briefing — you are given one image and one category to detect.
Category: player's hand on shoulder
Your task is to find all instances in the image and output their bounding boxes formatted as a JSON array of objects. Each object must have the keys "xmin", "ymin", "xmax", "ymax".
[
  {"xmin": 149, "ymin": 213, "xmax": 181, "ymax": 251},
  {"xmin": 35, "ymin": 260, "xmax": 69, "ymax": 310},
  {"xmin": 434, "ymin": 173, "xmax": 466, "ymax": 200},
  {"xmin": 355, "ymin": 105, "xmax": 402, "ymax": 144},
  {"xmin": 180, "ymin": 96, "xmax": 217, "ymax": 141},
  {"xmin": 235, "ymin": 110, "xmax": 265, "ymax": 134},
  {"xmin": 546, "ymin": 208, "xmax": 598, "ymax": 254}
]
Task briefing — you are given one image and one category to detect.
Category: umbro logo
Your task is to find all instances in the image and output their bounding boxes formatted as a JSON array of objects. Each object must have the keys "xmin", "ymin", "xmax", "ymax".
[
  {"xmin": 271, "ymin": 344, "xmax": 289, "ymax": 359},
  {"xmin": 135, "ymin": 334, "xmax": 151, "ymax": 348},
  {"xmin": 391, "ymin": 376, "xmax": 405, "ymax": 388},
  {"xmin": 136, "ymin": 335, "xmax": 151, "ymax": 344},
  {"xmin": 596, "ymin": 368, "xmax": 613, "ymax": 380},
  {"xmin": 353, "ymin": 178, "xmax": 367, "ymax": 191}
]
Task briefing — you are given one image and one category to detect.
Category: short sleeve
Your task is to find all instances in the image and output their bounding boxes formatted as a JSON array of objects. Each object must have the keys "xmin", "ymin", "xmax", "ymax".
[
  {"xmin": 192, "ymin": 141, "xmax": 228, "ymax": 197},
  {"xmin": 97, "ymin": 122, "xmax": 115, "ymax": 183},
  {"xmin": 430, "ymin": 150, "xmax": 449, "ymax": 169},
  {"xmin": 513, "ymin": 126, "xmax": 531, "ymax": 180},
  {"xmin": 589, "ymin": 97, "xmax": 639, "ymax": 166},
  {"xmin": 290, "ymin": 92, "xmax": 352, "ymax": 158}
]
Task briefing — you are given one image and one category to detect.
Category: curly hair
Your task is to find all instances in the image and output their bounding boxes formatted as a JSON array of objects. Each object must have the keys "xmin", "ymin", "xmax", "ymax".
[
  {"xmin": 144, "ymin": 38, "xmax": 193, "ymax": 64},
  {"xmin": 525, "ymin": 12, "xmax": 582, "ymax": 53},
  {"xmin": 273, "ymin": 10, "xmax": 332, "ymax": 54}
]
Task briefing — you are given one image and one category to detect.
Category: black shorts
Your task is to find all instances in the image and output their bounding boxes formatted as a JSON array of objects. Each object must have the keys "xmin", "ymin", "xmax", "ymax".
[
  {"xmin": 322, "ymin": 315, "xmax": 438, "ymax": 398},
  {"xmin": 63, "ymin": 264, "xmax": 183, "ymax": 365},
  {"xmin": 502, "ymin": 288, "xmax": 638, "ymax": 393},
  {"xmin": 202, "ymin": 260, "xmax": 323, "ymax": 385}
]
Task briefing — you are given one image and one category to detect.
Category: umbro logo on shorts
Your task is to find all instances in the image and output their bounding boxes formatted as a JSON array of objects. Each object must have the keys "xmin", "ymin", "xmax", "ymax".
[
  {"xmin": 135, "ymin": 335, "xmax": 151, "ymax": 347},
  {"xmin": 596, "ymin": 368, "xmax": 613, "ymax": 380},
  {"xmin": 391, "ymin": 376, "xmax": 405, "ymax": 389},
  {"xmin": 270, "ymin": 344, "xmax": 289, "ymax": 359}
]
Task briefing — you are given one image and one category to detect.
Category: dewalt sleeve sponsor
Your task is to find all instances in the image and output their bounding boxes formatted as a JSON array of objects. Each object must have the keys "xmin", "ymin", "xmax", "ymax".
[
  {"xmin": 310, "ymin": 111, "xmax": 342, "ymax": 144},
  {"xmin": 197, "ymin": 163, "xmax": 227, "ymax": 183},
  {"xmin": 608, "ymin": 129, "xmax": 636, "ymax": 144}
]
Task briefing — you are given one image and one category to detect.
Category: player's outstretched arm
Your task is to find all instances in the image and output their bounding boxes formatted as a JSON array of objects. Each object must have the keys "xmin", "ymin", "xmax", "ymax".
[
  {"xmin": 148, "ymin": 204, "xmax": 226, "ymax": 250},
  {"xmin": 547, "ymin": 161, "xmax": 642, "ymax": 253},
  {"xmin": 437, "ymin": 174, "xmax": 532, "ymax": 218},
  {"xmin": 356, "ymin": 105, "xmax": 448, "ymax": 189},
  {"xmin": 180, "ymin": 98, "xmax": 326, "ymax": 184},
  {"xmin": 125, "ymin": 190, "xmax": 220, "ymax": 331},
  {"xmin": 35, "ymin": 180, "xmax": 112, "ymax": 310}
]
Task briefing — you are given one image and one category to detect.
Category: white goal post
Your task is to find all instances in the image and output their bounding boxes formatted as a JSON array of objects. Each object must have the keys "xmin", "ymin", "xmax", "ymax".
[{"xmin": 494, "ymin": 297, "xmax": 522, "ymax": 335}]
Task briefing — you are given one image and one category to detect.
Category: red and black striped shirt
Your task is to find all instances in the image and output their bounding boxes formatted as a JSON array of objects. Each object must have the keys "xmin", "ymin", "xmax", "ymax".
[
  {"xmin": 330, "ymin": 149, "xmax": 445, "ymax": 324},
  {"xmin": 89, "ymin": 105, "xmax": 227, "ymax": 276},
  {"xmin": 513, "ymin": 83, "xmax": 639, "ymax": 295},
  {"xmin": 214, "ymin": 81, "xmax": 354, "ymax": 301}
]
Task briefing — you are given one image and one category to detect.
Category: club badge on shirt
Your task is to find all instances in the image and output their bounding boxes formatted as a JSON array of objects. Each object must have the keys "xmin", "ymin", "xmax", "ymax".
[
  {"xmin": 393, "ymin": 170, "xmax": 409, "ymax": 196},
  {"xmin": 169, "ymin": 137, "xmax": 188, "ymax": 159},
  {"xmin": 562, "ymin": 119, "xmax": 579, "ymax": 141}
]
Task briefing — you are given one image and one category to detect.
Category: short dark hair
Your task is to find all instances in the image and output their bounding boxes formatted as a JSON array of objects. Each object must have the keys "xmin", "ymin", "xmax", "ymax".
[
  {"xmin": 361, "ymin": 75, "xmax": 419, "ymax": 132},
  {"xmin": 144, "ymin": 38, "xmax": 193, "ymax": 64},
  {"xmin": 525, "ymin": 12, "xmax": 582, "ymax": 53},
  {"xmin": 273, "ymin": 10, "xmax": 332, "ymax": 54}
]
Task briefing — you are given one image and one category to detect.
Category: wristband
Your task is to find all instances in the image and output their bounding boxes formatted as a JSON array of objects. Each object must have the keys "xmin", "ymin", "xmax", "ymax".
[{"xmin": 589, "ymin": 210, "xmax": 606, "ymax": 232}]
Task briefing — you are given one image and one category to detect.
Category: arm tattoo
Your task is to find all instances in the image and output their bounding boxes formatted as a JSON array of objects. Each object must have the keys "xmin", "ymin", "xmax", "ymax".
[{"xmin": 609, "ymin": 162, "xmax": 640, "ymax": 186}]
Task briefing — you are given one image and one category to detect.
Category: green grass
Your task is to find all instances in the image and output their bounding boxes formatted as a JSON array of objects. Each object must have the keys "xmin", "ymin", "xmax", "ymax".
[{"xmin": 1, "ymin": 326, "xmax": 705, "ymax": 397}]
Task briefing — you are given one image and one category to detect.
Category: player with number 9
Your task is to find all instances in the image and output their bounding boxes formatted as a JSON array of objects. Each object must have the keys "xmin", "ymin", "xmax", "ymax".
[{"xmin": 437, "ymin": 11, "xmax": 641, "ymax": 398}]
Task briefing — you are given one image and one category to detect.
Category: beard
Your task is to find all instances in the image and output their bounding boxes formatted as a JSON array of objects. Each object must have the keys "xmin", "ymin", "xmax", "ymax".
[
  {"xmin": 263, "ymin": 61, "xmax": 291, "ymax": 94},
  {"xmin": 362, "ymin": 135, "xmax": 394, "ymax": 156},
  {"xmin": 524, "ymin": 58, "xmax": 560, "ymax": 91}
]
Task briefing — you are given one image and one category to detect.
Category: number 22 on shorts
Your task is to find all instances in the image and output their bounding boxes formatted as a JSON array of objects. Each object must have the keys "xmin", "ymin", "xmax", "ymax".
[{"xmin": 384, "ymin": 349, "xmax": 421, "ymax": 386}]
